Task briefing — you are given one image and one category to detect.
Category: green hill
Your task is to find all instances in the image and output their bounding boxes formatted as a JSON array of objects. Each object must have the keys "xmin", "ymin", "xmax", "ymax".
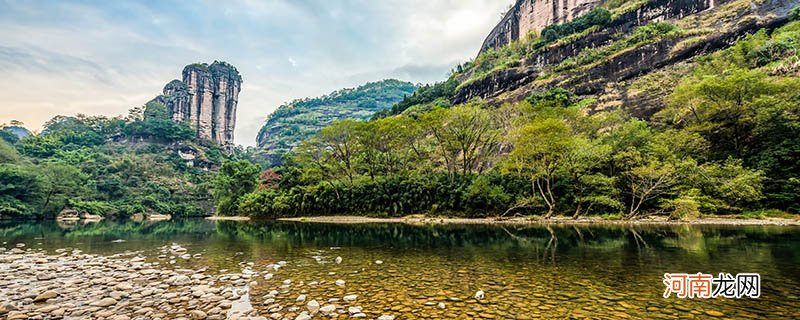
[
  {"xmin": 256, "ymin": 79, "xmax": 417, "ymax": 165},
  {"xmin": 0, "ymin": 102, "xmax": 228, "ymax": 219}
]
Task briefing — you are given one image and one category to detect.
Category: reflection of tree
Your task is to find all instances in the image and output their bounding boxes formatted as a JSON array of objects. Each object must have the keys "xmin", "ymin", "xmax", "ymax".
[{"xmin": 1, "ymin": 220, "xmax": 796, "ymax": 283}]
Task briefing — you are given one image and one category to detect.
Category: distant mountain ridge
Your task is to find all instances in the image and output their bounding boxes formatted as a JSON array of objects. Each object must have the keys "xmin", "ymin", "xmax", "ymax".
[{"xmin": 256, "ymin": 79, "xmax": 418, "ymax": 165}]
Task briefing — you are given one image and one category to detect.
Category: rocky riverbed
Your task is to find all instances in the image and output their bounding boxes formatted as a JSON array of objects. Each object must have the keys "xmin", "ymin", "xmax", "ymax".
[{"xmin": 0, "ymin": 243, "xmax": 397, "ymax": 320}]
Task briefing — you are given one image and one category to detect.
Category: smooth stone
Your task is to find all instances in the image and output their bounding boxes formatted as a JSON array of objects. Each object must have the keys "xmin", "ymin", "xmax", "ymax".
[
  {"xmin": 295, "ymin": 314, "xmax": 311, "ymax": 320},
  {"xmin": 307, "ymin": 300, "xmax": 320, "ymax": 313},
  {"xmin": 33, "ymin": 290, "xmax": 59, "ymax": 302},
  {"xmin": 348, "ymin": 306, "xmax": 362, "ymax": 314},
  {"xmin": 343, "ymin": 294, "xmax": 357, "ymax": 302},
  {"xmin": 91, "ymin": 297, "xmax": 117, "ymax": 307},
  {"xmin": 319, "ymin": 304, "xmax": 336, "ymax": 314},
  {"xmin": 190, "ymin": 310, "xmax": 207, "ymax": 319}
]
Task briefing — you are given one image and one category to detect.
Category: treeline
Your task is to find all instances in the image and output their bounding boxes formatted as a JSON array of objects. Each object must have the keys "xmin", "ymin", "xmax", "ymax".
[
  {"xmin": 215, "ymin": 21, "xmax": 800, "ymax": 219},
  {"xmin": 0, "ymin": 102, "xmax": 225, "ymax": 218}
]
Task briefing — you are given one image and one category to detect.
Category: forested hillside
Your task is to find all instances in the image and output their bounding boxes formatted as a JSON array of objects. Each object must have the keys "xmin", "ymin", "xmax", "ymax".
[
  {"xmin": 0, "ymin": 102, "xmax": 228, "ymax": 219},
  {"xmin": 213, "ymin": 5, "xmax": 800, "ymax": 220},
  {"xmin": 255, "ymin": 79, "xmax": 417, "ymax": 166}
]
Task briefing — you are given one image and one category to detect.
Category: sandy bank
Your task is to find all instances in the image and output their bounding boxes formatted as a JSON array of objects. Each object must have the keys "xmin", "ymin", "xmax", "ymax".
[{"xmin": 279, "ymin": 215, "xmax": 800, "ymax": 226}]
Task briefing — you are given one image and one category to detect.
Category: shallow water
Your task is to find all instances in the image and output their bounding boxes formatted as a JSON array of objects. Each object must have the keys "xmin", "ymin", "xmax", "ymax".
[{"xmin": 1, "ymin": 219, "xmax": 799, "ymax": 319}]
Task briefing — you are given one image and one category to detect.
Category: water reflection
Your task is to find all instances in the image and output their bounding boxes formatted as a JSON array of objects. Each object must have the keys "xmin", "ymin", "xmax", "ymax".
[{"xmin": 1, "ymin": 220, "xmax": 798, "ymax": 318}]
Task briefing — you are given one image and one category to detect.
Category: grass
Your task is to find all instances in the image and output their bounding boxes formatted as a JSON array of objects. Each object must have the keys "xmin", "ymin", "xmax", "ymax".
[{"xmin": 739, "ymin": 209, "xmax": 798, "ymax": 220}]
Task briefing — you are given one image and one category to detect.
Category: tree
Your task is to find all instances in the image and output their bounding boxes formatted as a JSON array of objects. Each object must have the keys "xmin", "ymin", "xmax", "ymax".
[
  {"xmin": 316, "ymin": 119, "xmax": 364, "ymax": 184},
  {"xmin": 38, "ymin": 161, "xmax": 89, "ymax": 216},
  {"xmin": 563, "ymin": 137, "xmax": 619, "ymax": 218},
  {"xmin": 0, "ymin": 140, "xmax": 21, "ymax": 163},
  {"xmin": 422, "ymin": 104, "xmax": 500, "ymax": 178},
  {"xmin": 211, "ymin": 160, "xmax": 260, "ymax": 216},
  {"xmin": 124, "ymin": 101, "xmax": 195, "ymax": 142},
  {"xmin": 0, "ymin": 164, "xmax": 43, "ymax": 217},
  {"xmin": 663, "ymin": 69, "xmax": 781, "ymax": 158},
  {"xmin": 505, "ymin": 118, "xmax": 573, "ymax": 218},
  {"xmin": 0, "ymin": 130, "xmax": 19, "ymax": 145}
]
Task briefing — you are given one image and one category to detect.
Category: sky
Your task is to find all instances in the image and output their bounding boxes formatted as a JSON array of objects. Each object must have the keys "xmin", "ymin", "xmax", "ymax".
[{"xmin": 0, "ymin": 0, "xmax": 513, "ymax": 146}]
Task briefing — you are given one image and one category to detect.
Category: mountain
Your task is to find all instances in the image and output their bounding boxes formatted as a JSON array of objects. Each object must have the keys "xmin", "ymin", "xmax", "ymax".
[
  {"xmin": 3, "ymin": 126, "xmax": 31, "ymax": 139},
  {"xmin": 380, "ymin": 0, "xmax": 800, "ymax": 118},
  {"xmin": 228, "ymin": 1, "xmax": 800, "ymax": 219},
  {"xmin": 256, "ymin": 79, "xmax": 418, "ymax": 165},
  {"xmin": 151, "ymin": 61, "xmax": 241, "ymax": 150},
  {"xmin": 452, "ymin": 0, "xmax": 800, "ymax": 114},
  {"xmin": 0, "ymin": 62, "xmax": 243, "ymax": 219}
]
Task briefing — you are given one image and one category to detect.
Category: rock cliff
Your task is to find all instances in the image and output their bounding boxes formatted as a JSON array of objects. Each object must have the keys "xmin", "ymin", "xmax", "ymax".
[
  {"xmin": 152, "ymin": 61, "xmax": 242, "ymax": 149},
  {"xmin": 481, "ymin": 0, "xmax": 602, "ymax": 53},
  {"xmin": 456, "ymin": 0, "xmax": 800, "ymax": 117}
]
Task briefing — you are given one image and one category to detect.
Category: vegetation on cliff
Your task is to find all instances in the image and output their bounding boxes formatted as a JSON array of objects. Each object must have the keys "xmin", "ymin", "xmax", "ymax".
[
  {"xmin": 0, "ymin": 102, "xmax": 228, "ymax": 219},
  {"xmin": 215, "ymin": 20, "xmax": 800, "ymax": 219},
  {"xmin": 256, "ymin": 79, "xmax": 417, "ymax": 166}
]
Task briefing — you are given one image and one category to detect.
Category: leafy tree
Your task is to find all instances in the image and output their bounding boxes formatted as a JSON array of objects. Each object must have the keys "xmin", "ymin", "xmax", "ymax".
[
  {"xmin": 124, "ymin": 101, "xmax": 195, "ymax": 142},
  {"xmin": 0, "ymin": 164, "xmax": 43, "ymax": 217},
  {"xmin": 422, "ymin": 104, "xmax": 500, "ymax": 178},
  {"xmin": 37, "ymin": 162, "xmax": 89, "ymax": 216},
  {"xmin": 0, "ymin": 140, "xmax": 21, "ymax": 163},
  {"xmin": 211, "ymin": 160, "xmax": 260, "ymax": 215},
  {"xmin": 0, "ymin": 129, "xmax": 19, "ymax": 145},
  {"xmin": 505, "ymin": 118, "xmax": 573, "ymax": 218}
]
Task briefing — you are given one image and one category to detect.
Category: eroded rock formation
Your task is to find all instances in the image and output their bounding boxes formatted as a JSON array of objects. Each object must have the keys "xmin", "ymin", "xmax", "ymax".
[
  {"xmin": 480, "ymin": 0, "xmax": 602, "ymax": 53},
  {"xmin": 458, "ymin": 0, "xmax": 800, "ymax": 114},
  {"xmin": 153, "ymin": 61, "xmax": 241, "ymax": 148}
]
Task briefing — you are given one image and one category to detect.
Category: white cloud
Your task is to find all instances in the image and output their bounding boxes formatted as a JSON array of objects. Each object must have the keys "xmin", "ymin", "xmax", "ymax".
[{"xmin": 0, "ymin": 0, "xmax": 514, "ymax": 146}]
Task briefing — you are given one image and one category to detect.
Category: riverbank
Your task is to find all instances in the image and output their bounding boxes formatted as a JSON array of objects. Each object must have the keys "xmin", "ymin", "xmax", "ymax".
[
  {"xmin": 0, "ymin": 244, "xmax": 259, "ymax": 319},
  {"xmin": 0, "ymin": 243, "xmax": 401, "ymax": 320},
  {"xmin": 205, "ymin": 216, "xmax": 251, "ymax": 221},
  {"xmin": 279, "ymin": 215, "xmax": 800, "ymax": 226}
]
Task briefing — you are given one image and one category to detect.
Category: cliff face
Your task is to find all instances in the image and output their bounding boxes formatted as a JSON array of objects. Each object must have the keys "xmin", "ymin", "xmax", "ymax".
[
  {"xmin": 457, "ymin": 0, "xmax": 800, "ymax": 116},
  {"xmin": 480, "ymin": 0, "xmax": 603, "ymax": 53},
  {"xmin": 153, "ymin": 61, "xmax": 241, "ymax": 149}
]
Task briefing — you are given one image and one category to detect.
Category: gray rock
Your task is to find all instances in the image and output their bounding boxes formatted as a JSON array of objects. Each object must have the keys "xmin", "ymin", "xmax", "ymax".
[
  {"xmin": 190, "ymin": 310, "xmax": 207, "ymax": 319},
  {"xmin": 306, "ymin": 300, "xmax": 320, "ymax": 313},
  {"xmin": 91, "ymin": 297, "xmax": 118, "ymax": 307},
  {"xmin": 33, "ymin": 290, "xmax": 58, "ymax": 302}
]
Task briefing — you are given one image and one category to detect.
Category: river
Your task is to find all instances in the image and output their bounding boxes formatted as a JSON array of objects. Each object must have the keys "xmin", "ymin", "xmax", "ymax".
[{"xmin": 1, "ymin": 219, "xmax": 798, "ymax": 319}]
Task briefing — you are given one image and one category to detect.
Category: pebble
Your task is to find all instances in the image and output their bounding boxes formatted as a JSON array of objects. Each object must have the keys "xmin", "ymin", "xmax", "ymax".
[{"xmin": 33, "ymin": 290, "xmax": 58, "ymax": 302}]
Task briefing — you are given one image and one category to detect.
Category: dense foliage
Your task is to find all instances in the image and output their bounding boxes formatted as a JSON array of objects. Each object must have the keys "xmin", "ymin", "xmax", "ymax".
[
  {"xmin": 0, "ymin": 102, "xmax": 226, "ymax": 219},
  {"xmin": 217, "ymin": 21, "xmax": 800, "ymax": 219},
  {"xmin": 256, "ymin": 79, "xmax": 417, "ymax": 166}
]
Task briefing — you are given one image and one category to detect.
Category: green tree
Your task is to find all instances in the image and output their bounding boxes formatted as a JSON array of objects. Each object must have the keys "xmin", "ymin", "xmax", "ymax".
[
  {"xmin": 422, "ymin": 104, "xmax": 500, "ymax": 178},
  {"xmin": 0, "ymin": 164, "xmax": 43, "ymax": 217},
  {"xmin": 37, "ymin": 162, "xmax": 89, "ymax": 216},
  {"xmin": 505, "ymin": 118, "xmax": 573, "ymax": 218},
  {"xmin": 211, "ymin": 160, "xmax": 260, "ymax": 216}
]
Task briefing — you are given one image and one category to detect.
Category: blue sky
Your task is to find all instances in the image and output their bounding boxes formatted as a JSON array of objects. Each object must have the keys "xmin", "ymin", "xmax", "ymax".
[{"xmin": 0, "ymin": 0, "xmax": 512, "ymax": 146}]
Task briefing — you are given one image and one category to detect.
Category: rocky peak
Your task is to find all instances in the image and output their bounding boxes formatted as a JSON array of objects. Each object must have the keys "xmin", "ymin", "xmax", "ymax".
[
  {"xmin": 480, "ymin": 0, "xmax": 602, "ymax": 54},
  {"xmin": 457, "ymin": 0, "xmax": 800, "ymax": 110},
  {"xmin": 153, "ymin": 61, "xmax": 242, "ymax": 149}
]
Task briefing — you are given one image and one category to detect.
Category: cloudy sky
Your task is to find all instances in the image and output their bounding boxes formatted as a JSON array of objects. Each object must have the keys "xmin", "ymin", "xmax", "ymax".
[{"xmin": 0, "ymin": 0, "xmax": 512, "ymax": 146}]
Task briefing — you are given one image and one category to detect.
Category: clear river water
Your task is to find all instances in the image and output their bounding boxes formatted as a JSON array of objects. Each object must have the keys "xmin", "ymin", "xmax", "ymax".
[{"xmin": 1, "ymin": 219, "xmax": 798, "ymax": 319}]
